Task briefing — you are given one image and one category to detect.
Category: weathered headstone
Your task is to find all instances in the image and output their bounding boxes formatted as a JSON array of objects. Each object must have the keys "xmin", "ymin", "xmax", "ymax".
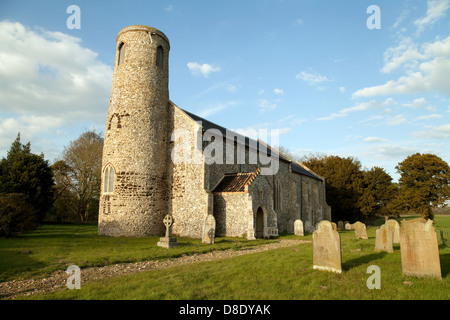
[
  {"xmin": 313, "ymin": 220, "xmax": 342, "ymax": 273},
  {"xmin": 202, "ymin": 214, "xmax": 216, "ymax": 244},
  {"xmin": 354, "ymin": 221, "xmax": 368, "ymax": 240},
  {"xmin": 287, "ymin": 220, "xmax": 295, "ymax": 234},
  {"xmin": 157, "ymin": 214, "xmax": 178, "ymax": 248},
  {"xmin": 304, "ymin": 220, "xmax": 314, "ymax": 233},
  {"xmin": 331, "ymin": 222, "xmax": 337, "ymax": 231},
  {"xmin": 385, "ymin": 219, "xmax": 400, "ymax": 244},
  {"xmin": 400, "ymin": 218, "xmax": 441, "ymax": 279},
  {"xmin": 374, "ymin": 224, "xmax": 393, "ymax": 253},
  {"xmin": 345, "ymin": 222, "xmax": 353, "ymax": 230},
  {"xmin": 337, "ymin": 221, "xmax": 344, "ymax": 231},
  {"xmin": 294, "ymin": 219, "xmax": 304, "ymax": 236}
]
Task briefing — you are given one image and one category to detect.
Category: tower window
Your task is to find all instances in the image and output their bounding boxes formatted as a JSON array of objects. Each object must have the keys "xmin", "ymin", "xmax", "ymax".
[
  {"xmin": 156, "ymin": 45, "xmax": 164, "ymax": 68},
  {"xmin": 118, "ymin": 42, "xmax": 126, "ymax": 66},
  {"xmin": 103, "ymin": 165, "xmax": 115, "ymax": 194}
]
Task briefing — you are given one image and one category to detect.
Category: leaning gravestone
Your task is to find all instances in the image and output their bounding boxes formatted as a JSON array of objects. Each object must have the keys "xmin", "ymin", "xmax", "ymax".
[
  {"xmin": 400, "ymin": 218, "xmax": 441, "ymax": 279},
  {"xmin": 354, "ymin": 221, "xmax": 368, "ymax": 240},
  {"xmin": 202, "ymin": 214, "xmax": 216, "ymax": 244},
  {"xmin": 294, "ymin": 219, "xmax": 304, "ymax": 236},
  {"xmin": 385, "ymin": 219, "xmax": 400, "ymax": 244},
  {"xmin": 313, "ymin": 220, "xmax": 342, "ymax": 273},
  {"xmin": 157, "ymin": 214, "xmax": 178, "ymax": 248},
  {"xmin": 304, "ymin": 221, "xmax": 314, "ymax": 233},
  {"xmin": 374, "ymin": 224, "xmax": 394, "ymax": 253}
]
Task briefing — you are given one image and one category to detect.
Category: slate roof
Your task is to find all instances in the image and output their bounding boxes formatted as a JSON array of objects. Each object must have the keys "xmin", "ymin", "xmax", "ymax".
[
  {"xmin": 176, "ymin": 103, "xmax": 323, "ymax": 182},
  {"xmin": 212, "ymin": 169, "xmax": 261, "ymax": 193}
]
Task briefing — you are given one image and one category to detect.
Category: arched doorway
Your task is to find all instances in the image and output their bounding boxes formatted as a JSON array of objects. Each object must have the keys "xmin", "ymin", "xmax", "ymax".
[{"xmin": 255, "ymin": 207, "xmax": 265, "ymax": 238}]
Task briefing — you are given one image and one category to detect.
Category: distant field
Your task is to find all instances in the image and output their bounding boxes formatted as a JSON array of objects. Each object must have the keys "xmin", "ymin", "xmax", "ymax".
[{"xmin": 1, "ymin": 216, "xmax": 449, "ymax": 300}]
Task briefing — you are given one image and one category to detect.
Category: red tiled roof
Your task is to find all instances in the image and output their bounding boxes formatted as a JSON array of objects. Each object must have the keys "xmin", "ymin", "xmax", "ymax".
[{"xmin": 212, "ymin": 168, "xmax": 261, "ymax": 193}]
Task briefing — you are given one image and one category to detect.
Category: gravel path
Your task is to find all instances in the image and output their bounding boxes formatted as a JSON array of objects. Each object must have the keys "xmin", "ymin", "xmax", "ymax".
[{"xmin": 0, "ymin": 239, "xmax": 310, "ymax": 300}]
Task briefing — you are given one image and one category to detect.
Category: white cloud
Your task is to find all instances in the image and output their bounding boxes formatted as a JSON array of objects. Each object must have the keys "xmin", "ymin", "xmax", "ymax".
[
  {"xmin": 353, "ymin": 36, "xmax": 450, "ymax": 98},
  {"xmin": 402, "ymin": 97, "xmax": 436, "ymax": 111},
  {"xmin": 197, "ymin": 101, "xmax": 238, "ymax": 118},
  {"xmin": 381, "ymin": 37, "xmax": 424, "ymax": 73},
  {"xmin": 339, "ymin": 87, "xmax": 346, "ymax": 93},
  {"xmin": 414, "ymin": 0, "xmax": 450, "ymax": 33},
  {"xmin": 292, "ymin": 19, "xmax": 303, "ymax": 27},
  {"xmin": 273, "ymin": 88, "xmax": 284, "ymax": 95},
  {"xmin": 377, "ymin": 145, "xmax": 419, "ymax": 160},
  {"xmin": 385, "ymin": 114, "xmax": 408, "ymax": 126},
  {"xmin": 187, "ymin": 62, "xmax": 220, "ymax": 77},
  {"xmin": 0, "ymin": 21, "xmax": 112, "ymax": 118},
  {"xmin": 296, "ymin": 71, "xmax": 331, "ymax": 86},
  {"xmin": 225, "ymin": 84, "xmax": 238, "ymax": 94},
  {"xmin": 164, "ymin": 5, "xmax": 174, "ymax": 12},
  {"xmin": 414, "ymin": 113, "xmax": 443, "ymax": 121},
  {"xmin": 316, "ymin": 98, "xmax": 396, "ymax": 121},
  {"xmin": 413, "ymin": 123, "xmax": 450, "ymax": 139},
  {"xmin": 0, "ymin": 21, "xmax": 112, "ymax": 157},
  {"xmin": 364, "ymin": 137, "xmax": 388, "ymax": 143},
  {"xmin": 257, "ymin": 98, "xmax": 277, "ymax": 112}
]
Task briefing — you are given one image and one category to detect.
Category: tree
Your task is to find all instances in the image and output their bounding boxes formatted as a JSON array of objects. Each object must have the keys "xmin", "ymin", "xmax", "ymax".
[
  {"xmin": 301, "ymin": 154, "xmax": 364, "ymax": 222},
  {"xmin": 395, "ymin": 153, "xmax": 450, "ymax": 219},
  {"xmin": 358, "ymin": 167, "xmax": 395, "ymax": 220},
  {"xmin": 0, "ymin": 193, "xmax": 37, "ymax": 237},
  {"xmin": 52, "ymin": 130, "xmax": 103, "ymax": 223},
  {"xmin": 0, "ymin": 133, "xmax": 54, "ymax": 222}
]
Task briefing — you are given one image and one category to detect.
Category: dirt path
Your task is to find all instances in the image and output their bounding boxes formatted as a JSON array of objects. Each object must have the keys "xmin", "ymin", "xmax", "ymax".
[{"xmin": 0, "ymin": 239, "xmax": 310, "ymax": 300}]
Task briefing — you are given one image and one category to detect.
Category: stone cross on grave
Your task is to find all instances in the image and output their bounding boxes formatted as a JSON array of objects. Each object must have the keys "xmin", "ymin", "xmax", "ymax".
[
  {"xmin": 157, "ymin": 214, "xmax": 178, "ymax": 249},
  {"xmin": 163, "ymin": 214, "xmax": 173, "ymax": 238}
]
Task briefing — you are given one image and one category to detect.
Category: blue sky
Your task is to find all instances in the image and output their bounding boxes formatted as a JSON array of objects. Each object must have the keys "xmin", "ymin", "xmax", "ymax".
[{"xmin": 0, "ymin": 0, "xmax": 449, "ymax": 182}]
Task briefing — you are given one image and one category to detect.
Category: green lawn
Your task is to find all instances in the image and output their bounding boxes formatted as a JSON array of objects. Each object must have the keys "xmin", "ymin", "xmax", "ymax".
[
  {"xmin": 1, "ymin": 216, "xmax": 450, "ymax": 300},
  {"xmin": 0, "ymin": 223, "xmax": 272, "ymax": 282}
]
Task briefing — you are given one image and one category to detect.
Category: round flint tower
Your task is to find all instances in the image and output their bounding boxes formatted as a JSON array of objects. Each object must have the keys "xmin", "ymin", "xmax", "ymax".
[{"xmin": 99, "ymin": 25, "xmax": 170, "ymax": 236}]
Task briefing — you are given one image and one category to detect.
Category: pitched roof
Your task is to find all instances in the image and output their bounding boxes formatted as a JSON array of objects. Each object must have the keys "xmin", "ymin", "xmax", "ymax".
[
  {"xmin": 172, "ymin": 101, "xmax": 323, "ymax": 181},
  {"xmin": 212, "ymin": 169, "xmax": 261, "ymax": 193}
]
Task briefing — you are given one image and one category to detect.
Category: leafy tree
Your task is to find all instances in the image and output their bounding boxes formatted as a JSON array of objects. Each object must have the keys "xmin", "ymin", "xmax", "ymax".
[
  {"xmin": 358, "ymin": 167, "xmax": 395, "ymax": 220},
  {"xmin": 302, "ymin": 154, "xmax": 364, "ymax": 222},
  {"xmin": 0, "ymin": 133, "xmax": 54, "ymax": 222},
  {"xmin": 395, "ymin": 153, "xmax": 450, "ymax": 219},
  {"xmin": 0, "ymin": 193, "xmax": 37, "ymax": 237},
  {"xmin": 52, "ymin": 130, "xmax": 103, "ymax": 223}
]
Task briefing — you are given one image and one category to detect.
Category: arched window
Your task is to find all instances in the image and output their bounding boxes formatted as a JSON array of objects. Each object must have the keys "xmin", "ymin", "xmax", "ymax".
[
  {"xmin": 156, "ymin": 45, "xmax": 164, "ymax": 68},
  {"xmin": 118, "ymin": 42, "xmax": 126, "ymax": 66},
  {"xmin": 273, "ymin": 179, "xmax": 281, "ymax": 211},
  {"xmin": 103, "ymin": 165, "xmax": 115, "ymax": 193}
]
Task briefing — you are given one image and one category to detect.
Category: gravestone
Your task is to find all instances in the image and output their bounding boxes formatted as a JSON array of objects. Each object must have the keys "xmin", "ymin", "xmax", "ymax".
[
  {"xmin": 287, "ymin": 220, "xmax": 295, "ymax": 233},
  {"xmin": 202, "ymin": 214, "xmax": 216, "ymax": 244},
  {"xmin": 400, "ymin": 218, "xmax": 441, "ymax": 279},
  {"xmin": 345, "ymin": 222, "xmax": 353, "ymax": 230},
  {"xmin": 354, "ymin": 221, "xmax": 368, "ymax": 240},
  {"xmin": 312, "ymin": 220, "xmax": 342, "ymax": 273},
  {"xmin": 157, "ymin": 214, "xmax": 178, "ymax": 248},
  {"xmin": 294, "ymin": 219, "xmax": 304, "ymax": 236},
  {"xmin": 304, "ymin": 221, "xmax": 314, "ymax": 233},
  {"xmin": 374, "ymin": 224, "xmax": 393, "ymax": 253},
  {"xmin": 385, "ymin": 219, "xmax": 400, "ymax": 244},
  {"xmin": 337, "ymin": 221, "xmax": 344, "ymax": 231},
  {"xmin": 331, "ymin": 222, "xmax": 337, "ymax": 231}
]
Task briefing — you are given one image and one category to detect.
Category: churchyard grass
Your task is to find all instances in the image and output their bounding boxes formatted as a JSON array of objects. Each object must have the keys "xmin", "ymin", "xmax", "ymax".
[
  {"xmin": 3, "ymin": 216, "xmax": 450, "ymax": 300},
  {"xmin": 0, "ymin": 223, "xmax": 272, "ymax": 282}
]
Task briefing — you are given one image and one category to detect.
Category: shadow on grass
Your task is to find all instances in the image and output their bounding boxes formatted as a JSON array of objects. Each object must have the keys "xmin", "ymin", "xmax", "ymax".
[
  {"xmin": 342, "ymin": 251, "xmax": 387, "ymax": 272},
  {"xmin": 439, "ymin": 253, "xmax": 450, "ymax": 278}
]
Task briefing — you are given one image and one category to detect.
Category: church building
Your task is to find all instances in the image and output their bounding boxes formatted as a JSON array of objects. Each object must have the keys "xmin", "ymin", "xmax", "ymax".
[{"xmin": 98, "ymin": 25, "xmax": 331, "ymax": 239}]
